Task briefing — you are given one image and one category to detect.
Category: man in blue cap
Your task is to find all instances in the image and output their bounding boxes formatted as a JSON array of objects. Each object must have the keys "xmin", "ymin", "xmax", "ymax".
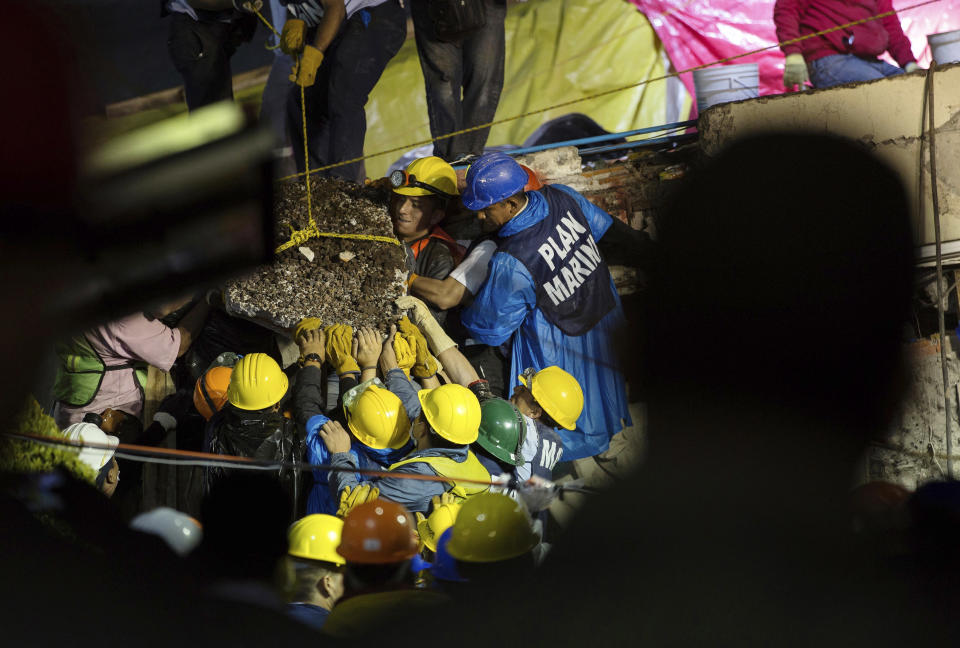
[{"xmin": 457, "ymin": 152, "xmax": 631, "ymax": 461}]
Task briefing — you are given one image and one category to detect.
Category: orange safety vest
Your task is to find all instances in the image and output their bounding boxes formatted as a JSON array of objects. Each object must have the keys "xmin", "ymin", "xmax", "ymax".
[{"xmin": 409, "ymin": 226, "xmax": 465, "ymax": 265}]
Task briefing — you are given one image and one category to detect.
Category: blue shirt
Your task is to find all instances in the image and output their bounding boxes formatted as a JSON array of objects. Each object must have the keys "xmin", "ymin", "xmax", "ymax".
[{"xmin": 461, "ymin": 186, "xmax": 632, "ymax": 460}]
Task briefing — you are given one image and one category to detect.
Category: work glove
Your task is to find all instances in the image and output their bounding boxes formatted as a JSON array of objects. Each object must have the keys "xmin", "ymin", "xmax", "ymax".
[
  {"xmin": 294, "ymin": 317, "xmax": 323, "ymax": 342},
  {"xmin": 280, "ymin": 18, "xmax": 306, "ymax": 56},
  {"xmin": 395, "ymin": 295, "xmax": 456, "ymax": 356},
  {"xmin": 325, "ymin": 324, "xmax": 360, "ymax": 375},
  {"xmin": 290, "ymin": 45, "xmax": 324, "ymax": 88},
  {"xmin": 904, "ymin": 62, "xmax": 920, "ymax": 73},
  {"xmin": 782, "ymin": 53, "xmax": 809, "ymax": 89},
  {"xmin": 337, "ymin": 483, "xmax": 380, "ymax": 518},
  {"xmin": 231, "ymin": 0, "xmax": 263, "ymax": 12},
  {"xmin": 392, "ymin": 331, "xmax": 417, "ymax": 377},
  {"xmin": 398, "ymin": 317, "xmax": 438, "ymax": 379},
  {"xmin": 431, "ymin": 491, "xmax": 460, "ymax": 512},
  {"xmin": 468, "ymin": 379, "xmax": 495, "ymax": 403}
]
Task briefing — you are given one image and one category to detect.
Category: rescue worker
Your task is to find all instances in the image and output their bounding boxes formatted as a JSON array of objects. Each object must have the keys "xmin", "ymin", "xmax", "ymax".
[
  {"xmin": 473, "ymin": 398, "xmax": 525, "ymax": 485},
  {"xmin": 204, "ymin": 352, "xmax": 302, "ymax": 510},
  {"xmin": 296, "ymin": 322, "xmax": 415, "ymax": 514},
  {"xmin": 63, "ymin": 422, "xmax": 121, "ymax": 498},
  {"xmin": 460, "ymin": 152, "xmax": 631, "ymax": 460},
  {"xmin": 53, "ymin": 298, "xmax": 210, "ymax": 427},
  {"xmin": 303, "ymin": 381, "xmax": 413, "ymax": 514},
  {"xmin": 193, "ymin": 365, "xmax": 233, "ymax": 421},
  {"xmin": 407, "ymin": 165, "xmax": 543, "ymax": 395},
  {"xmin": 286, "ymin": 514, "xmax": 347, "ymax": 631},
  {"xmin": 163, "ymin": 0, "xmax": 260, "ymax": 110},
  {"xmin": 322, "ymin": 383, "xmax": 490, "ymax": 513},
  {"xmin": 510, "ymin": 367, "xmax": 571, "ymax": 483},
  {"xmin": 774, "ymin": 0, "xmax": 919, "ymax": 90},
  {"xmin": 323, "ymin": 499, "xmax": 446, "ymax": 637},
  {"xmin": 445, "ymin": 492, "xmax": 540, "ymax": 584},
  {"xmin": 390, "ymin": 157, "xmax": 465, "ymax": 323},
  {"xmin": 281, "ymin": 0, "xmax": 406, "ymax": 183}
]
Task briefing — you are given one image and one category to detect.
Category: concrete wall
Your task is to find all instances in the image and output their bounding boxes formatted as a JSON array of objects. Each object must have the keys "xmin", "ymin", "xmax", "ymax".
[{"xmin": 698, "ymin": 63, "xmax": 960, "ymax": 248}]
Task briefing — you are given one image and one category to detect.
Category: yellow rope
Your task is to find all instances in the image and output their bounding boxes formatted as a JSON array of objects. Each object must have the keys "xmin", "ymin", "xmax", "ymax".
[
  {"xmin": 301, "ymin": 82, "xmax": 313, "ymax": 228},
  {"xmin": 269, "ymin": 0, "xmax": 942, "ymax": 182},
  {"xmin": 257, "ymin": 0, "xmax": 940, "ymax": 252},
  {"xmin": 254, "ymin": 8, "xmax": 401, "ymax": 252}
]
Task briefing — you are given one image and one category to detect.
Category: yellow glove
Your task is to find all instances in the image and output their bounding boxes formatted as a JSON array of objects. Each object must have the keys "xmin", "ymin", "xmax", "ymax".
[
  {"xmin": 395, "ymin": 295, "xmax": 456, "ymax": 355},
  {"xmin": 325, "ymin": 324, "xmax": 360, "ymax": 375},
  {"xmin": 397, "ymin": 317, "xmax": 438, "ymax": 379},
  {"xmin": 393, "ymin": 329, "xmax": 416, "ymax": 377},
  {"xmin": 431, "ymin": 491, "xmax": 459, "ymax": 510},
  {"xmin": 783, "ymin": 53, "xmax": 809, "ymax": 89},
  {"xmin": 290, "ymin": 45, "xmax": 324, "ymax": 88},
  {"xmin": 337, "ymin": 483, "xmax": 380, "ymax": 518},
  {"xmin": 280, "ymin": 18, "xmax": 306, "ymax": 56},
  {"xmin": 294, "ymin": 317, "xmax": 322, "ymax": 342}
]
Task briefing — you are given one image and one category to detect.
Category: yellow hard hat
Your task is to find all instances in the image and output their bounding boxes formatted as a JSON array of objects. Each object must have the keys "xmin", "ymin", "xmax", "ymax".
[
  {"xmin": 226, "ymin": 353, "xmax": 289, "ymax": 410},
  {"xmin": 288, "ymin": 514, "xmax": 346, "ymax": 566},
  {"xmin": 417, "ymin": 384, "xmax": 480, "ymax": 445},
  {"xmin": 391, "ymin": 156, "xmax": 459, "ymax": 198},
  {"xmin": 293, "ymin": 317, "xmax": 323, "ymax": 341},
  {"xmin": 519, "ymin": 366, "xmax": 583, "ymax": 430},
  {"xmin": 446, "ymin": 493, "xmax": 539, "ymax": 563},
  {"xmin": 345, "ymin": 384, "xmax": 412, "ymax": 450},
  {"xmin": 417, "ymin": 499, "xmax": 462, "ymax": 553}
]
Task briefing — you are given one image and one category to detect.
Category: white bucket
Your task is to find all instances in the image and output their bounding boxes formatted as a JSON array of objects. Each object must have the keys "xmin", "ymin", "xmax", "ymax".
[
  {"xmin": 928, "ymin": 29, "xmax": 960, "ymax": 65},
  {"xmin": 693, "ymin": 63, "xmax": 759, "ymax": 113}
]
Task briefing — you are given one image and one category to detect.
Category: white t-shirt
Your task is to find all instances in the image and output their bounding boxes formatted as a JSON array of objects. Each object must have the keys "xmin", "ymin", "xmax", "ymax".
[
  {"xmin": 287, "ymin": 0, "xmax": 387, "ymax": 25},
  {"xmin": 448, "ymin": 240, "xmax": 496, "ymax": 295}
]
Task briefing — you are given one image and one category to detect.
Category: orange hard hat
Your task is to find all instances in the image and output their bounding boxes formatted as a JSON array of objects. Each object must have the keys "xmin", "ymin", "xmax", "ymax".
[
  {"xmin": 519, "ymin": 164, "xmax": 543, "ymax": 191},
  {"xmin": 193, "ymin": 366, "xmax": 233, "ymax": 420},
  {"xmin": 336, "ymin": 499, "xmax": 419, "ymax": 564}
]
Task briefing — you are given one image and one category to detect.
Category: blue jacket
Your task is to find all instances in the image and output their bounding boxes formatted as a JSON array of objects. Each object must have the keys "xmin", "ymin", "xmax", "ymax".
[
  {"xmin": 461, "ymin": 185, "xmax": 632, "ymax": 459},
  {"xmin": 304, "ymin": 379, "xmax": 416, "ymax": 515},
  {"xmin": 286, "ymin": 602, "xmax": 330, "ymax": 631},
  {"xmin": 328, "ymin": 446, "xmax": 471, "ymax": 514}
]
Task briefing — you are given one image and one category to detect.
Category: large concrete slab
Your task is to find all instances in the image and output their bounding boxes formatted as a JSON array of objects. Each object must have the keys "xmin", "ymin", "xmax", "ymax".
[{"xmin": 699, "ymin": 64, "xmax": 960, "ymax": 248}]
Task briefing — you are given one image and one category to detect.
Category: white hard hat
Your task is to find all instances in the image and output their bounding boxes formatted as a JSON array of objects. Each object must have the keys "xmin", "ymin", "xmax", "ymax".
[
  {"xmin": 131, "ymin": 507, "xmax": 203, "ymax": 557},
  {"xmin": 62, "ymin": 422, "xmax": 119, "ymax": 472}
]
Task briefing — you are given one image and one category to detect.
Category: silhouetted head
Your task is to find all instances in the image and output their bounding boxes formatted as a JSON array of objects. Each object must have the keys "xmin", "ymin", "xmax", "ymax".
[
  {"xmin": 646, "ymin": 134, "xmax": 914, "ymax": 440},
  {"xmin": 197, "ymin": 473, "xmax": 291, "ymax": 581}
]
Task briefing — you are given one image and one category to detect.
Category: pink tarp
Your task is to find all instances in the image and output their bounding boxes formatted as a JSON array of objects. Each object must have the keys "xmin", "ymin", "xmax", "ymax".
[{"xmin": 629, "ymin": 0, "xmax": 960, "ymax": 114}]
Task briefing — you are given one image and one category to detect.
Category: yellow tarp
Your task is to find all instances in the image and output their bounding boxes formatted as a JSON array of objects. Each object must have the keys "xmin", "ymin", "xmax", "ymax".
[
  {"xmin": 363, "ymin": 0, "xmax": 685, "ymax": 178},
  {"xmin": 85, "ymin": 0, "xmax": 687, "ymax": 178}
]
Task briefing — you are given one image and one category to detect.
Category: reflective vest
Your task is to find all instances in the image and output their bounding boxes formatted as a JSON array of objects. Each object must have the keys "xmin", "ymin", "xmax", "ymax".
[
  {"xmin": 52, "ymin": 335, "xmax": 148, "ymax": 408},
  {"xmin": 496, "ymin": 185, "xmax": 615, "ymax": 336},
  {"xmin": 390, "ymin": 450, "xmax": 490, "ymax": 500},
  {"xmin": 410, "ymin": 226, "xmax": 465, "ymax": 265}
]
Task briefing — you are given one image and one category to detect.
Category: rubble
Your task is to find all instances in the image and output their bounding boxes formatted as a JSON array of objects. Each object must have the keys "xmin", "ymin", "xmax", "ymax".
[{"xmin": 225, "ymin": 178, "xmax": 407, "ymax": 334}]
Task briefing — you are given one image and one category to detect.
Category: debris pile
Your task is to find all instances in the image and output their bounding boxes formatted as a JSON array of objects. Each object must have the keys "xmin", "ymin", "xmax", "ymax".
[{"xmin": 225, "ymin": 178, "xmax": 407, "ymax": 333}]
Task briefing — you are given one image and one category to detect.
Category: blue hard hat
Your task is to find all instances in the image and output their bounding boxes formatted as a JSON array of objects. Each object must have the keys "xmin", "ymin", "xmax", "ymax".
[{"xmin": 461, "ymin": 152, "xmax": 528, "ymax": 211}]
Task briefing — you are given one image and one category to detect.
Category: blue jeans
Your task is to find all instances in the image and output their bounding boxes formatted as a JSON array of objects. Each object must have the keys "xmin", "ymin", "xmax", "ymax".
[
  {"xmin": 410, "ymin": 0, "xmax": 507, "ymax": 160},
  {"xmin": 259, "ymin": 0, "xmax": 293, "ymax": 148},
  {"xmin": 287, "ymin": 1, "xmax": 406, "ymax": 183},
  {"xmin": 808, "ymin": 54, "xmax": 903, "ymax": 89}
]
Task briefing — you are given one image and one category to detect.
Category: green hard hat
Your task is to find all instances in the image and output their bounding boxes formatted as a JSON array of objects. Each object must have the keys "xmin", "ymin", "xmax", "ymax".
[{"xmin": 477, "ymin": 399, "xmax": 526, "ymax": 467}]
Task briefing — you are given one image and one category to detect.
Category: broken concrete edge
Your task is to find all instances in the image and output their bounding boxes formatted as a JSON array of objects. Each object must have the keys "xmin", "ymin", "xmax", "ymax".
[{"xmin": 696, "ymin": 62, "xmax": 960, "ymax": 248}]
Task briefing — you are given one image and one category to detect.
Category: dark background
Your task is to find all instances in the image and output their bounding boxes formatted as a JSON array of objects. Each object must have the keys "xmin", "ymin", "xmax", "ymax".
[{"xmin": 45, "ymin": 0, "xmax": 276, "ymax": 112}]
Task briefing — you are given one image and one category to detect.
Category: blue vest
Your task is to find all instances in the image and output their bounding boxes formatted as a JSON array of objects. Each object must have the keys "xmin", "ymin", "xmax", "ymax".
[
  {"xmin": 528, "ymin": 425, "xmax": 564, "ymax": 480},
  {"xmin": 497, "ymin": 186, "xmax": 615, "ymax": 336}
]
